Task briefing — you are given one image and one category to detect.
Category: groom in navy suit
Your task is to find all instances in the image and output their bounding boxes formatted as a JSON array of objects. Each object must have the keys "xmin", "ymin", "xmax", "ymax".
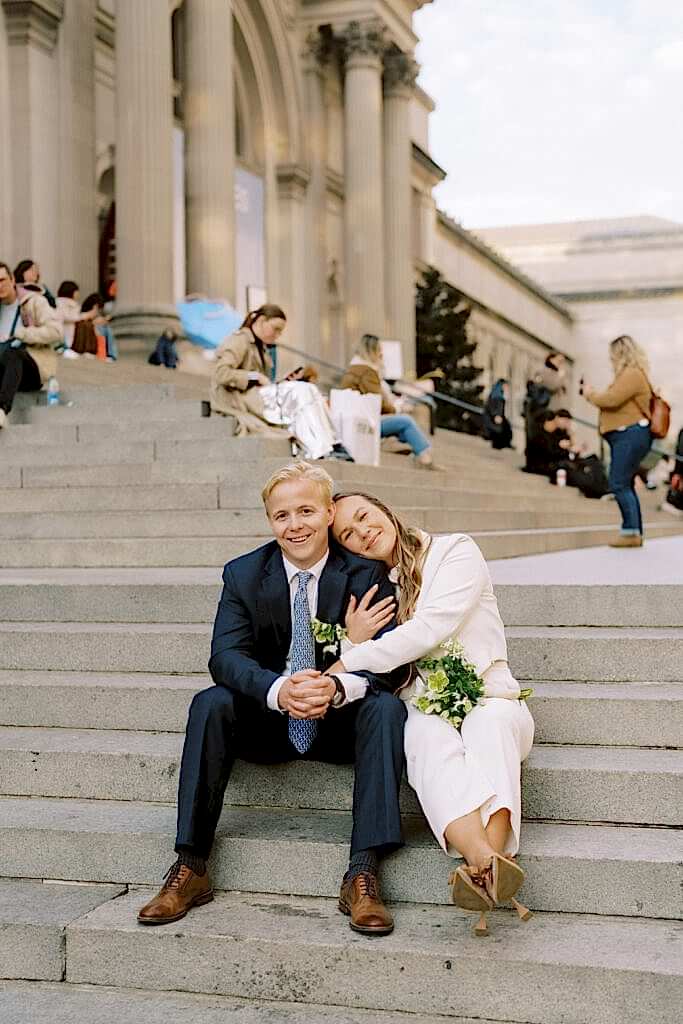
[{"xmin": 138, "ymin": 461, "xmax": 407, "ymax": 934}]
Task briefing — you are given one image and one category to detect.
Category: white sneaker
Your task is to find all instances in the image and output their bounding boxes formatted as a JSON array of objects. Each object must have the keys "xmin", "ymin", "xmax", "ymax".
[
  {"xmin": 0, "ymin": 409, "xmax": 7, "ymax": 429},
  {"xmin": 62, "ymin": 349, "xmax": 79, "ymax": 359}
]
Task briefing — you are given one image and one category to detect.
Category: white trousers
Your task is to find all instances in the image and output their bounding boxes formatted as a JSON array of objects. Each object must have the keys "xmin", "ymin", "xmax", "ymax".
[
  {"xmin": 404, "ymin": 697, "xmax": 535, "ymax": 858},
  {"xmin": 260, "ymin": 381, "xmax": 337, "ymax": 460}
]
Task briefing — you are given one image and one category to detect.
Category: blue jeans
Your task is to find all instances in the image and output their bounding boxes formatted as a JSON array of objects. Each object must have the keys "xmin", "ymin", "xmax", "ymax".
[
  {"xmin": 604, "ymin": 424, "xmax": 651, "ymax": 534},
  {"xmin": 381, "ymin": 414, "xmax": 430, "ymax": 456}
]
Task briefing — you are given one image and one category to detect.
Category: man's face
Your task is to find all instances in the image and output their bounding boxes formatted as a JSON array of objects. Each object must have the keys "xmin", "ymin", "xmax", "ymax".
[
  {"xmin": 0, "ymin": 268, "xmax": 17, "ymax": 304},
  {"xmin": 265, "ymin": 478, "xmax": 334, "ymax": 569},
  {"xmin": 556, "ymin": 416, "xmax": 572, "ymax": 432}
]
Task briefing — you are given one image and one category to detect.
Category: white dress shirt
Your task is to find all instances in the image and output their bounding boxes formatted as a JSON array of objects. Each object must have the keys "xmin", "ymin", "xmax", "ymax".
[{"xmin": 266, "ymin": 551, "xmax": 369, "ymax": 711}]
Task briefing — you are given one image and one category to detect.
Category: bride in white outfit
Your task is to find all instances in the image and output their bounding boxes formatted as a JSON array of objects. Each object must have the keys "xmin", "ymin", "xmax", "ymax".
[{"xmin": 329, "ymin": 491, "xmax": 535, "ymax": 935}]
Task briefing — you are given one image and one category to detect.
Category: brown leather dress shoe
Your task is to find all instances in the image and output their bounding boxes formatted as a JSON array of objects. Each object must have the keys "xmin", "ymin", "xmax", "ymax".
[
  {"xmin": 137, "ymin": 860, "xmax": 213, "ymax": 926},
  {"xmin": 338, "ymin": 872, "xmax": 394, "ymax": 936}
]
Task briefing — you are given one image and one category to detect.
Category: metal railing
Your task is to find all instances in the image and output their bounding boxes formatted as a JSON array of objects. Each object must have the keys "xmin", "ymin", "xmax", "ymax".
[{"xmin": 273, "ymin": 341, "xmax": 678, "ymax": 463}]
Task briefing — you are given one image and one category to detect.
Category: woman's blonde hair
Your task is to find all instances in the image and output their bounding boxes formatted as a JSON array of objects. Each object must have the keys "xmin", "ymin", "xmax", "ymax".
[
  {"xmin": 353, "ymin": 333, "xmax": 383, "ymax": 370},
  {"xmin": 333, "ymin": 491, "xmax": 430, "ymax": 623},
  {"xmin": 262, "ymin": 461, "xmax": 333, "ymax": 507},
  {"xmin": 609, "ymin": 335, "xmax": 650, "ymax": 378}
]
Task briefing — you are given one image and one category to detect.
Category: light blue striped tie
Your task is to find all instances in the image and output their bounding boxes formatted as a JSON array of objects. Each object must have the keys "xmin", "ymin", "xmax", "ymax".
[{"xmin": 288, "ymin": 571, "xmax": 318, "ymax": 754}]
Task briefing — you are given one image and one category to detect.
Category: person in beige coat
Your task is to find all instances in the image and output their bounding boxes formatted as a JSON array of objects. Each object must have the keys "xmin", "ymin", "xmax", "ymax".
[
  {"xmin": 328, "ymin": 492, "xmax": 535, "ymax": 936},
  {"xmin": 210, "ymin": 304, "xmax": 352, "ymax": 461},
  {"xmin": 0, "ymin": 261, "xmax": 61, "ymax": 429},
  {"xmin": 583, "ymin": 335, "xmax": 654, "ymax": 547}
]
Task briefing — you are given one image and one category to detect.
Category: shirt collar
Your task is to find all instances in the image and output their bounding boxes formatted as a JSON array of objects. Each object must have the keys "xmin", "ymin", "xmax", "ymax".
[{"xmin": 281, "ymin": 550, "xmax": 329, "ymax": 585}]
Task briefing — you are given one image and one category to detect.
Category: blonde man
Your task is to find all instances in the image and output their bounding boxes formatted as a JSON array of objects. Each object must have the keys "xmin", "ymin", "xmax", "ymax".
[{"xmin": 138, "ymin": 462, "xmax": 407, "ymax": 935}]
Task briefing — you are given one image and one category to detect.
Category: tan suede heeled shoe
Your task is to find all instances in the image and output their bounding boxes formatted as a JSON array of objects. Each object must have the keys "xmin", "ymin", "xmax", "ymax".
[
  {"xmin": 450, "ymin": 855, "xmax": 532, "ymax": 936},
  {"xmin": 449, "ymin": 866, "xmax": 494, "ymax": 937}
]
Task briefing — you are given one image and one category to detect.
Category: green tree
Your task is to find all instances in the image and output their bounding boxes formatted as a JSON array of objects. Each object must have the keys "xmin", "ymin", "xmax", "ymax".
[{"xmin": 416, "ymin": 268, "xmax": 484, "ymax": 433}]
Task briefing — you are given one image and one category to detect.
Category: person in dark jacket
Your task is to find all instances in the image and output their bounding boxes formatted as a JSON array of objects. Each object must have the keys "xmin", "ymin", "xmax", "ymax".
[
  {"xmin": 483, "ymin": 378, "xmax": 513, "ymax": 450},
  {"xmin": 661, "ymin": 428, "xmax": 683, "ymax": 516},
  {"xmin": 136, "ymin": 462, "xmax": 407, "ymax": 937},
  {"xmin": 524, "ymin": 409, "xmax": 573, "ymax": 478}
]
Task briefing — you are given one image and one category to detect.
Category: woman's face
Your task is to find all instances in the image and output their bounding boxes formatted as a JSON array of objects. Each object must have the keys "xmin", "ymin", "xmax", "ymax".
[
  {"xmin": 254, "ymin": 316, "xmax": 286, "ymax": 344},
  {"xmin": 25, "ymin": 263, "xmax": 39, "ymax": 284},
  {"xmin": 332, "ymin": 495, "xmax": 397, "ymax": 565}
]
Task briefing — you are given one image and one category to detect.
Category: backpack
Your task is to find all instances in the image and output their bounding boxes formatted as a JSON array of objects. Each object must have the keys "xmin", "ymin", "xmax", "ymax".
[{"xmin": 567, "ymin": 455, "xmax": 609, "ymax": 499}]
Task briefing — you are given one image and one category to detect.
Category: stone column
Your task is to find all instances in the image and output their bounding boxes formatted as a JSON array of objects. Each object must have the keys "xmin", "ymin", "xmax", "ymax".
[
  {"xmin": 58, "ymin": 0, "xmax": 97, "ymax": 294},
  {"xmin": 341, "ymin": 20, "xmax": 387, "ymax": 345},
  {"xmin": 384, "ymin": 51, "xmax": 419, "ymax": 377},
  {"xmin": 111, "ymin": 0, "xmax": 178, "ymax": 342},
  {"xmin": 301, "ymin": 29, "xmax": 331, "ymax": 356},
  {"xmin": 184, "ymin": 0, "xmax": 235, "ymax": 302},
  {"xmin": 2, "ymin": 0, "xmax": 64, "ymax": 285}
]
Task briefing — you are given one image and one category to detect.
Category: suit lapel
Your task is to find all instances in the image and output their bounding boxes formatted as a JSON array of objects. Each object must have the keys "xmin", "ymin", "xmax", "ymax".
[
  {"xmin": 260, "ymin": 548, "xmax": 291, "ymax": 654},
  {"xmin": 315, "ymin": 550, "xmax": 348, "ymax": 633}
]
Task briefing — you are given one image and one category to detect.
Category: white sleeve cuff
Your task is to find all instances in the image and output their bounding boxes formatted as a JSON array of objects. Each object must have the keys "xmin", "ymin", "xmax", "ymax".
[
  {"xmin": 340, "ymin": 635, "xmax": 360, "ymax": 655},
  {"xmin": 267, "ymin": 676, "xmax": 288, "ymax": 712},
  {"xmin": 336, "ymin": 673, "xmax": 368, "ymax": 705}
]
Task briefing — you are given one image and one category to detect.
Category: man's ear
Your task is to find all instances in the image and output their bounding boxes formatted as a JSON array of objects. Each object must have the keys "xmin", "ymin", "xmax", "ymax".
[{"xmin": 326, "ymin": 503, "xmax": 335, "ymax": 527}]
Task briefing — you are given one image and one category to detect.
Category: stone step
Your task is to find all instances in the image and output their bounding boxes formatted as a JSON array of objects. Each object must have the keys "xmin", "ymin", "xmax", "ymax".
[
  {"xmin": 64, "ymin": 888, "xmax": 682, "ymax": 1024},
  {"xmin": 1, "ymin": 477, "xmax": 577, "ymax": 516},
  {"xmin": 2, "ymin": 797, "xmax": 680, "ymax": 920},
  {"xmin": 0, "ymin": 536, "xmax": 264, "ymax": 568},
  {"xmin": 1, "ymin": 670, "xmax": 680, "ymax": 749},
  {"xmin": 0, "ymin": 417, "xmax": 238, "ymax": 447},
  {"xmin": 0, "ymin": 436, "xmax": 292, "ymax": 467},
  {"xmin": 0, "ymin": 506, "xmax": 624, "ymax": 541},
  {"xmin": 0, "ymin": 726, "xmax": 679, "ymax": 824},
  {"xmin": 17, "ymin": 397, "xmax": 206, "ymax": 426},
  {"xmin": 506, "ymin": 625, "xmax": 683, "ymax": 681},
  {"xmin": 0, "ymin": 569, "xmax": 222, "ymax": 622},
  {"xmin": 3, "ymin": 524, "xmax": 681, "ymax": 567},
  {"xmin": 530, "ymin": 681, "xmax": 683, "ymax": 747},
  {"xmin": 42, "ymin": 382, "xmax": 178, "ymax": 405},
  {"xmin": 1, "ymin": 619, "xmax": 680, "ymax": 682},
  {"xmin": 496, "ymin": 583, "xmax": 683, "ymax": 627},
  {"xmin": 0, "ymin": 879, "xmax": 124, "ymax": 982},
  {"xmin": 0, "ymin": 483, "xmax": 222, "ymax": 514},
  {"xmin": 0, "ymin": 981, "xmax": 470, "ymax": 1024},
  {"xmin": 15, "ymin": 454, "xmax": 570, "ymax": 496},
  {"xmin": 2, "ymin": 568, "xmax": 680, "ymax": 627}
]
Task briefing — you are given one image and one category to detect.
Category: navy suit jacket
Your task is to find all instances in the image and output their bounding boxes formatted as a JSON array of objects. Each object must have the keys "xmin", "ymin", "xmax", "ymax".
[{"xmin": 209, "ymin": 540, "xmax": 403, "ymax": 708}]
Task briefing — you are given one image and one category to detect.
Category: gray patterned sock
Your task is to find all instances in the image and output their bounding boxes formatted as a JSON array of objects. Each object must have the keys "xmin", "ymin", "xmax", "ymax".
[{"xmin": 344, "ymin": 849, "xmax": 379, "ymax": 883}]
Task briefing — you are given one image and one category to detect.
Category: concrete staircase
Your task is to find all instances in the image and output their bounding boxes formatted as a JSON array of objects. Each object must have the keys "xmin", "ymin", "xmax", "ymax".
[{"xmin": 1, "ymin": 377, "xmax": 682, "ymax": 1023}]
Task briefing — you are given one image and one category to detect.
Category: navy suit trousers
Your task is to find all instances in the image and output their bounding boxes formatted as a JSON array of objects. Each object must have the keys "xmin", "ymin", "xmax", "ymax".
[{"xmin": 175, "ymin": 685, "xmax": 407, "ymax": 860}]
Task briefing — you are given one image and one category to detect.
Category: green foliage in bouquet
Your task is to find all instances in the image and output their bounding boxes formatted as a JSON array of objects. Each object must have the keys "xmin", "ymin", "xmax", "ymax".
[{"xmin": 413, "ymin": 637, "xmax": 484, "ymax": 729}]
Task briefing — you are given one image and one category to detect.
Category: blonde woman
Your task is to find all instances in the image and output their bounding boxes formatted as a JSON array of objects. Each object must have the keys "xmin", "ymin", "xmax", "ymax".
[
  {"xmin": 583, "ymin": 335, "xmax": 653, "ymax": 548},
  {"xmin": 329, "ymin": 493, "xmax": 535, "ymax": 935},
  {"xmin": 341, "ymin": 333, "xmax": 435, "ymax": 468}
]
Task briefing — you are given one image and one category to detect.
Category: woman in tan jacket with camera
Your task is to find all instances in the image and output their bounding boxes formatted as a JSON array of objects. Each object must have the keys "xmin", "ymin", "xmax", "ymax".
[{"xmin": 583, "ymin": 335, "xmax": 653, "ymax": 548}]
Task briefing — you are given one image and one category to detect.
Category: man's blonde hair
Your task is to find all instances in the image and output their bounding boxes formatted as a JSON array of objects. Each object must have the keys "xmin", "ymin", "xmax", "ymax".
[{"xmin": 261, "ymin": 461, "xmax": 334, "ymax": 507}]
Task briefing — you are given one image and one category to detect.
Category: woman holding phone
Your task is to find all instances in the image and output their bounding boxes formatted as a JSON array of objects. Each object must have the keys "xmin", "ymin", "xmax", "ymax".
[{"xmin": 210, "ymin": 304, "xmax": 352, "ymax": 461}]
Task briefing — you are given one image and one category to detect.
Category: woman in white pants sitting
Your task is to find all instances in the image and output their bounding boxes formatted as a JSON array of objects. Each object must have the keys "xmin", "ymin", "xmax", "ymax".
[{"xmin": 329, "ymin": 492, "xmax": 535, "ymax": 935}]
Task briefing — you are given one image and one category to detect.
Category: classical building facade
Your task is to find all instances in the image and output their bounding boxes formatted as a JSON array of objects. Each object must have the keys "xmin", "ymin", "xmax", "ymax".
[
  {"xmin": 0, "ymin": 0, "xmax": 574, "ymax": 393},
  {"xmin": 478, "ymin": 216, "xmax": 683, "ymax": 433}
]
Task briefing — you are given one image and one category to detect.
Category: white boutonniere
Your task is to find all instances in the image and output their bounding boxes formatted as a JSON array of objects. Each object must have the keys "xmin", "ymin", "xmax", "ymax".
[{"xmin": 311, "ymin": 618, "xmax": 347, "ymax": 657}]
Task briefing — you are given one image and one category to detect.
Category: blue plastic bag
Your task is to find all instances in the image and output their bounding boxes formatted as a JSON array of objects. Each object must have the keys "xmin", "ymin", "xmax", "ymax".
[{"xmin": 177, "ymin": 300, "xmax": 242, "ymax": 349}]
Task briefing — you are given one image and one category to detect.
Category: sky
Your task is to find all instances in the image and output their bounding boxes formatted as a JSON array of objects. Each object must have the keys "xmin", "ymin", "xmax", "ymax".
[{"xmin": 413, "ymin": 0, "xmax": 683, "ymax": 229}]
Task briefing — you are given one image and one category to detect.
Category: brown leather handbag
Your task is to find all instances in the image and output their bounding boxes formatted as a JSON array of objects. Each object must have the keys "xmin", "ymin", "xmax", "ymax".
[{"xmin": 636, "ymin": 381, "xmax": 671, "ymax": 440}]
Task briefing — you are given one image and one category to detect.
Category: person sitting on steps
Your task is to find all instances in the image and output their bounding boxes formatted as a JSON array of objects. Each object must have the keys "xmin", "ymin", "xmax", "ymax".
[
  {"xmin": 138, "ymin": 461, "xmax": 409, "ymax": 936},
  {"xmin": 210, "ymin": 304, "xmax": 353, "ymax": 462},
  {"xmin": 0, "ymin": 261, "xmax": 62, "ymax": 430},
  {"xmin": 341, "ymin": 333, "xmax": 437, "ymax": 469},
  {"xmin": 328, "ymin": 492, "xmax": 535, "ymax": 937}
]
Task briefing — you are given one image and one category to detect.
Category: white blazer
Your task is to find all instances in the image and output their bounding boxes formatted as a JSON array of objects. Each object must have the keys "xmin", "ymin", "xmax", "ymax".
[{"xmin": 341, "ymin": 533, "xmax": 520, "ymax": 699}]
